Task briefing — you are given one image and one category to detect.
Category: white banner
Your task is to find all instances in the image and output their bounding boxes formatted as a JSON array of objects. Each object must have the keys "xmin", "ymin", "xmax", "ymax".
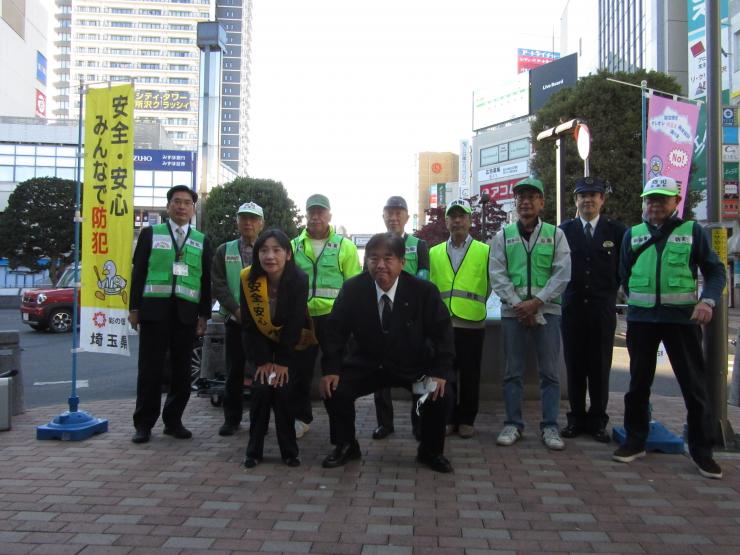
[{"xmin": 478, "ymin": 159, "xmax": 529, "ymax": 184}]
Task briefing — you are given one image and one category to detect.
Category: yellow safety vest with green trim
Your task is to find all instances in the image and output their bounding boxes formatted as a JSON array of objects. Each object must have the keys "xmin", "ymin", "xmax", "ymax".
[
  {"xmin": 429, "ymin": 239, "xmax": 490, "ymax": 321},
  {"xmin": 144, "ymin": 223, "xmax": 204, "ymax": 304},
  {"xmin": 219, "ymin": 239, "xmax": 244, "ymax": 317},
  {"xmin": 503, "ymin": 222, "xmax": 561, "ymax": 304},
  {"xmin": 404, "ymin": 234, "xmax": 419, "ymax": 276},
  {"xmin": 292, "ymin": 228, "xmax": 345, "ymax": 317},
  {"xmin": 628, "ymin": 221, "xmax": 697, "ymax": 308}
]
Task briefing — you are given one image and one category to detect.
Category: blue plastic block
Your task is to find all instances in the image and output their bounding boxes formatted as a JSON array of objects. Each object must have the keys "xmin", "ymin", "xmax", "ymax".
[
  {"xmin": 612, "ymin": 421, "xmax": 685, "ymax": 454},
  {"xmin": 37, "ymin": 410, "xmax": 108, "ymax": 441}
]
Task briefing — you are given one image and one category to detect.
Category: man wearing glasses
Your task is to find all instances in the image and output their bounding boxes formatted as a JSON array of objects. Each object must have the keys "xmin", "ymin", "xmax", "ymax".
[{"xmin": 129, "ymin": 185, "xmax": 212, "ymax": 444}]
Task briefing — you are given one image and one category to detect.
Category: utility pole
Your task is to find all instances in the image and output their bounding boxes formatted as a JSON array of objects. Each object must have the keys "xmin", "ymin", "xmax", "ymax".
[{"xmin": 704, "ymin": 0, "xmax": 736, "ymax": 449}]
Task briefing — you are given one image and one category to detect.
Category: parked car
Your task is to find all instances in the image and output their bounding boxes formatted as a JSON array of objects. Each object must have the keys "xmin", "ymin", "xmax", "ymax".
[{"xmin": 20, "ymin": 266, "xmax": 78, "ymax": 333}]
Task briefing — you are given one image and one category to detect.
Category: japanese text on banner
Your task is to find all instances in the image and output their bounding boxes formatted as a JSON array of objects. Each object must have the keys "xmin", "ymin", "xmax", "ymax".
[{"xmin": 81, "ymin": 84, "xmax": 134, "ymax": 356}]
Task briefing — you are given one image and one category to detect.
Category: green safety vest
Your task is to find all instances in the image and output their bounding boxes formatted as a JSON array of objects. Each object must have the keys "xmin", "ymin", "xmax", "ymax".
[
  {"xmin": 144, "ymin": 223, "xmax": 204, "ymax": 304},
  {"xmin": 628, "ymin": 221, "xmax": 697, "ymax": 308},
  {"xmin": 429, "ymin": 239, "xmax": 490, "ymax": 321},
  {"xmin": 503, "ymin": 222, "xmax": 561, "ymax": 304},
  {"xmin": 404, "ymin": 234, "xmax": 419, "ymax": 276},
  {"xmin": 219, "ymin": 239, "xmax": 245, "ymax": 317},
  {"xmin": 292, "ymin": 228, "xmax": 345, "ymax": 317}
]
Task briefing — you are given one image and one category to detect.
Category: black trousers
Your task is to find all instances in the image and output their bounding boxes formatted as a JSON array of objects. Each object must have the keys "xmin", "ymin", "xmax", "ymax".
[
  {"xmin": 449, "ymin": 327, "xmax": 485, "ymax": 427},
  {"xmin": 562, "ymin": 299, "xmax": 616, "ymax": 430},
  {"xmin": 222, "ymin": 320, "xmax": 249, "ymax": 425},
  {"xmin": 624, "ymin": 321, "xmax": 714, "ymax": 458},
  {"xmin": 290, "ymin": 315, "xmax": 329, "ymax": 424},
  {"xmin": 246, "ymin": 379, "xmax": 298, "ymax": 460},
  {"xmin": 133, "ymin": 306, "xmax": 196, "ymax": 431},
  {"xmin": 325, "ymin": 371, "xmax": 449, "ymax": 456},
  {"xmin": 373, "ymin": 388, "xmax": 420, "ymax": 434}
]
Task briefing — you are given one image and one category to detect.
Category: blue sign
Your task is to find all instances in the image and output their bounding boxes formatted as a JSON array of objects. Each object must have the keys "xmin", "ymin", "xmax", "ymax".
[
  {"xmin": 133, "ymin": 149, "xmax": 196, "ymax": 171},
  {"xmin": 36, "ymin": 52, "xmax": 47, "ymax": 85}
]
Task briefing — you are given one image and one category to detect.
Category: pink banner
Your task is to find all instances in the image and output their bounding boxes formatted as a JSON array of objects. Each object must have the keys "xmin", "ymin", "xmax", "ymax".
[{"xmin": 644, "ymin": 95, "xmax": 700, "ymax": 216}]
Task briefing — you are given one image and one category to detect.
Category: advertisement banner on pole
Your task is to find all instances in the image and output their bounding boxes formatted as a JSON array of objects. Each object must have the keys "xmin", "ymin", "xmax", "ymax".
[
  {"xmin": 644, "ymin": 95, "xmax": 700, "ymax": 216},
  {"xmin": 81, "ymin": 84, "xmax": 135, "ymax": 355}
]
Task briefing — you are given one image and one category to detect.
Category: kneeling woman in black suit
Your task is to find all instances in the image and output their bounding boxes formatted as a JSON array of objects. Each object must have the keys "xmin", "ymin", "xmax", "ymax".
[{"xmin": 240, "ymin": 229, "xmax": 314, "ymax": 468}]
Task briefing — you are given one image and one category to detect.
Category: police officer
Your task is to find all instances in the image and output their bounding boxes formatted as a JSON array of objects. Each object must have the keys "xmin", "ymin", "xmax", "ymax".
[
  {"xmin": 560, "ymin": 177, "xmax": 626, "ymax": 443},
  {"xmin": 291, "ymin": 194, "xmax": 362, "ymax": 438},
  {"xmin": 212, "ymin": 202, "xmax": 264, "ymax": 436},
  {"xmin": 372, "ymin": 196, "xmax": 430, "ymax": 440},
  {"xmin": 614, "ymin": 176, "xmax": 725, "ymax": 479},
  {"xmin": 129, "ymin": 185, "xmax": 212, "ymax": 444},
  {"xmin": 430, "ymin": 198, "xmax": 490, "ymax": 439}
]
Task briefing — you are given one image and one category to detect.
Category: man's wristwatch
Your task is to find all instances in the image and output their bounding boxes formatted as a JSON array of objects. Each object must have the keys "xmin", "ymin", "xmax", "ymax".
[{"xmin": 700, "ymin": 298, "xmax": 716, "ymax": 308}]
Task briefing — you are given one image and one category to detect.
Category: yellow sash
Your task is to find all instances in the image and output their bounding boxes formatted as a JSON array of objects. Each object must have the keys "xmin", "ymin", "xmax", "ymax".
[{"xmin": 241, "ymin": 267, "xmax": 317, "ymax": 350}]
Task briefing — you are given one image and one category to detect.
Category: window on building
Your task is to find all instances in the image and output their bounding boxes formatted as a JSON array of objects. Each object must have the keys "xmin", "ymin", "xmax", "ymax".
[
  {"xmin": 141, "ymin": 36, "xmax": 160, "ymax": 42},
  {"xmin": 140, "ymin": 63, "xmax": 160, "ymax": 70},
  {"xmin": 168, "ymin": 77, "xmax": 189, "ymax": 84},
  {"xmin": 110, "ymin": 21, "xmax": 133, "ymax": 28},
  {"xmin": 110, "ymin": 8, "xmax": 134, "ymax": 14},
  {"xmin": 140, "ymin": 22, "xmax": 162, "ymax": 29}
]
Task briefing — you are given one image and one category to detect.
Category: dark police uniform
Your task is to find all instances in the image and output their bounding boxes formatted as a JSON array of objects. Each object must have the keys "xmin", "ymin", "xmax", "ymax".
[{"xmin": 559, "ymin": 177, "xmax": 626, "ymax": 440}]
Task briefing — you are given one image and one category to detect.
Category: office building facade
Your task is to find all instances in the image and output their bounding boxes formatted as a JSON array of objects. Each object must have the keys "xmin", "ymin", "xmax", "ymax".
[{"xmin": 49, "ymin": 0, "xmax": 251, "ymax": 174}]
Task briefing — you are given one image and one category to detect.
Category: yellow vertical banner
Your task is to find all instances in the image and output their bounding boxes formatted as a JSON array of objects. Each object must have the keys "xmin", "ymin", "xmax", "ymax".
[{"xmin": 81, "ymin": 84, "xmax": 135, "ymax": 355}]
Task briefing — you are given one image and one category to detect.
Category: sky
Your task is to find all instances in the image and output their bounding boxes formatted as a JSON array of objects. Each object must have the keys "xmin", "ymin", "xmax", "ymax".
[{"xmin": 247, "ymin": 0, "xmax": 570, "ymax": 234}]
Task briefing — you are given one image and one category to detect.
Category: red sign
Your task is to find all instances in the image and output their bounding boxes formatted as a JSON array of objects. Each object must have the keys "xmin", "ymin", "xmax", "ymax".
[
  {"xmin": 481, "ymin": 177, "xmax": 520, "ymax": 202},
  {"xmin": 517, "ymin": 48, "xmax": 560, "ymax": 74},
  {"xmin": 431, "ymin": 162, "xmax": 442, "ymax": 173},
  {"xmin": 35, "ymin": 89, "xmax": 46, "ymax": 118}
]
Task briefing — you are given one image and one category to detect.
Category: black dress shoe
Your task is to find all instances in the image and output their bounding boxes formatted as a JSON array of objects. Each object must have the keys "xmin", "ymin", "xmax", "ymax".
[
  {"xmin": 218, "ymin": 422, "xmax": 239, "ymax": 437},
  {"xmin": 322, "ymin": 440, "xmax": 361, "ymax": 468},
  {"xmin": 416, "ymin": 451, "xmax": 453, "ymax": 473},
  {"xmin": 560, "ymin": 424, "xmax": 584, "ymax": 438},
  {"xmin": 592, "ymin": 428, "xmax": 611, "ymax": 443},
  {"xmin": 131, "ymin": 429, "xmax": 151, "ymax": 444},
  {"xmin": 372, "ymin": 425, "xmax": 395, "ymax": 440},
  {"xmin": 243, "ymin": 456, "xmax": 260, "ymax": 468},
  {"xmin": 163, "ymin": 425, "xmax": 192, "ymax": 439},
  {"xmin": 283, "ymin": 457, "xmax": 301, "ymax": 467}
]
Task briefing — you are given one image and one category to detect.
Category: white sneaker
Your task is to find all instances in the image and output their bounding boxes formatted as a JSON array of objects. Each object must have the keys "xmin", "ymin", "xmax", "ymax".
[
  {"xmin": 542, "ymin": 426, "xmax": 565, "ymax": 450},
  {"xmin": 295, "ymin": 420, "xmax": 310, "ymax": 439},
  {"xmin": 497, "ymin": 425, "xmax": 521, "ymax": 446}
]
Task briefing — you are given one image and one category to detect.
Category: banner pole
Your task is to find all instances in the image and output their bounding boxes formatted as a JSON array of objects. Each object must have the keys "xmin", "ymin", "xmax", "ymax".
[
  {"xmin": 37, "ymin": 80, "xmax": 108, "ymax": 441},
  {"xmin": 68, "ymin": 79, "xmax": 84, "ymax": 413}
]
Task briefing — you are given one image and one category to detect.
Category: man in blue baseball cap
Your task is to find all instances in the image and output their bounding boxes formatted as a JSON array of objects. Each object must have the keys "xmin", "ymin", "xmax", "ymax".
[{"xmin": 559, "ymin": 177, "xmax": 626, "ymax": 443}]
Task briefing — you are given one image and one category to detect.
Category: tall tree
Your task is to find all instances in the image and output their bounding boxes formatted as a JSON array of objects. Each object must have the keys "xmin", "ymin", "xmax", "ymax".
[
  {"xmin": 0, "ymin": 177, "xmax": 77, "ymax": 284},
  {"xmin": 530, "ymin": 69, "xmax": 700, "ymax": 226},
  {"xmin": 415, "ymin": 195, "xmax": 507, "ymax": 247},
  {"xmin": 0, "ymin": 177, "xmax": 75, "ymax": 283},
  {"xmin": 203, "ymin": 177, "xmax": 301, "ymax": 247}
]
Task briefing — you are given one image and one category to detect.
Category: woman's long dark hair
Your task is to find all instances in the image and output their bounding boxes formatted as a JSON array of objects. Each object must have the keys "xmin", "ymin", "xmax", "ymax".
[{"xmin": 248, "ymin": 228, "xmax": 297, "ymax": 287}]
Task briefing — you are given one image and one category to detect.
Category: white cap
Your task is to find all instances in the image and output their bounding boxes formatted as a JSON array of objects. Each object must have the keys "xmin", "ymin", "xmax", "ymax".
[
  {"xmin": 237, "ymin": 202, "xmax": 264, "ymax": 218},
  {"xmin": 641, "ymin": 176, "xmax": 680, "ymax": 197}
]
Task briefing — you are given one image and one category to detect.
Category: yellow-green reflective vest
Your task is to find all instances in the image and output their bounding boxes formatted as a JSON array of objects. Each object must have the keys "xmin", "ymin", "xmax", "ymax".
[
  {"xmin": 628, "ymin": 221, "xmax": 697, "ymax": 308},
  {"xmin": 292, "ymin": 229, "xmax": 345, "ymax": 317},
  {"xmin": 404, "ymin": 235, "xmax": 419, "ymax": 276},
  {"xmin": 144, "ymin": 223, "xmax": 204, "ymax": 304},
  {"xmin": 219, "ymin": 239, "xmax": 244, "ymax": 317},
  {"xmin": 429, "ymin": 239, "xmax": 490, "ymax": 322},
  {"xmin": 503, "ymin": 222, "xmax": 561, "ymax": 304}
]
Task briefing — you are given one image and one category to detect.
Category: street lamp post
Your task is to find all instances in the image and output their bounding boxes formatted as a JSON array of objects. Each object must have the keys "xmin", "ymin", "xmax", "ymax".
[{"xmin": 479, "ymin": 192, "xmax": 490, "ymax": 242}]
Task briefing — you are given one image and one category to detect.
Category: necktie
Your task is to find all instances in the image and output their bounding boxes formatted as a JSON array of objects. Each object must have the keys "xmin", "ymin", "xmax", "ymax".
[
  {"xmin": 381, "ymin": 294, "xmax": 392, "ymax": 333},
  {"xmin": 584, "ymin": 222, "xmax": 593, "ymax": 242},
  {"xmin": 176, "ymin": 227, "xmax": 185, "ymax": 249}
]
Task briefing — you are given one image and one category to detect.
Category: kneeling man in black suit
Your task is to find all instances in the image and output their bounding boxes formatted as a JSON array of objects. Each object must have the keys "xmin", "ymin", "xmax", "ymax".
[{"xmin": 320, "ymin": 232, "xmax": 456, "ymax": 473}]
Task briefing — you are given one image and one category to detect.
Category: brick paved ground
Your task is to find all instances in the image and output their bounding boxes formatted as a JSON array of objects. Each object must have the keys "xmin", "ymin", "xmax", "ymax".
[{"xmin": 1, "ymin": 394, "xmax": 739, "ymax": 555}]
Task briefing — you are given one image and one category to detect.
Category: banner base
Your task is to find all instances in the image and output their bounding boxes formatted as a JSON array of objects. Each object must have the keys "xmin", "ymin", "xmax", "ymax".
[
  {"xmin": 612, "ymin": 421, "xmax": 684, "ymax": 454},
  {"xmin": 37, "ymin": 409, "xmax": 108, "ymax": 441}
]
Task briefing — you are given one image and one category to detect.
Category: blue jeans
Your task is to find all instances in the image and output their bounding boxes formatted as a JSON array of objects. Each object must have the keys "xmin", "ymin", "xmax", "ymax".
[{"xmin": 502, "ymin": 314, "xmax": 561, "ymax": 431}]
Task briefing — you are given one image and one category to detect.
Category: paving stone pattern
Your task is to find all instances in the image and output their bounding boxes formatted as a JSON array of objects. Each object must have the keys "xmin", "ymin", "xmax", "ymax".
[{"xmin": 1, "ymin": 395, "xmax": 739, "ymax": 554}]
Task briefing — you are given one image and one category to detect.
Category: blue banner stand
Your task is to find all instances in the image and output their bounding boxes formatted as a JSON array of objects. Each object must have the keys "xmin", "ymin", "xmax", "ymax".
[
  {"xmin": 36, "ymin": 81, "xmax": 108, "ymax": 442},
  {"xmin": 612, "ymin": 421, "xmax": 685, "ymax": 454}
]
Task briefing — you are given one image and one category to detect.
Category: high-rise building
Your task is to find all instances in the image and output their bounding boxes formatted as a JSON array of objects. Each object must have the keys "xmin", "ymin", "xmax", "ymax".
[
  {"xmin": 597, "ymin": 0, "xmax": 688, "ymax": 92},
  {"xmin": 49, "ymin": 0, "xmax": 252, "ymax": 174},
  {"xmin": 416, "ymin": 152, "xmax": 459, "ymax": 221},
  {"xmin": 0, "ymin": 0, "xmax": 48, "ymax": 118}
]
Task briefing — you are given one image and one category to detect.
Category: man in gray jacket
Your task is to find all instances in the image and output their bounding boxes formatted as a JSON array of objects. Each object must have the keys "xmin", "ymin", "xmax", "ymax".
[{"xmin": 211, "ymin": 202, "xmax": 264, "ymax": 436}]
